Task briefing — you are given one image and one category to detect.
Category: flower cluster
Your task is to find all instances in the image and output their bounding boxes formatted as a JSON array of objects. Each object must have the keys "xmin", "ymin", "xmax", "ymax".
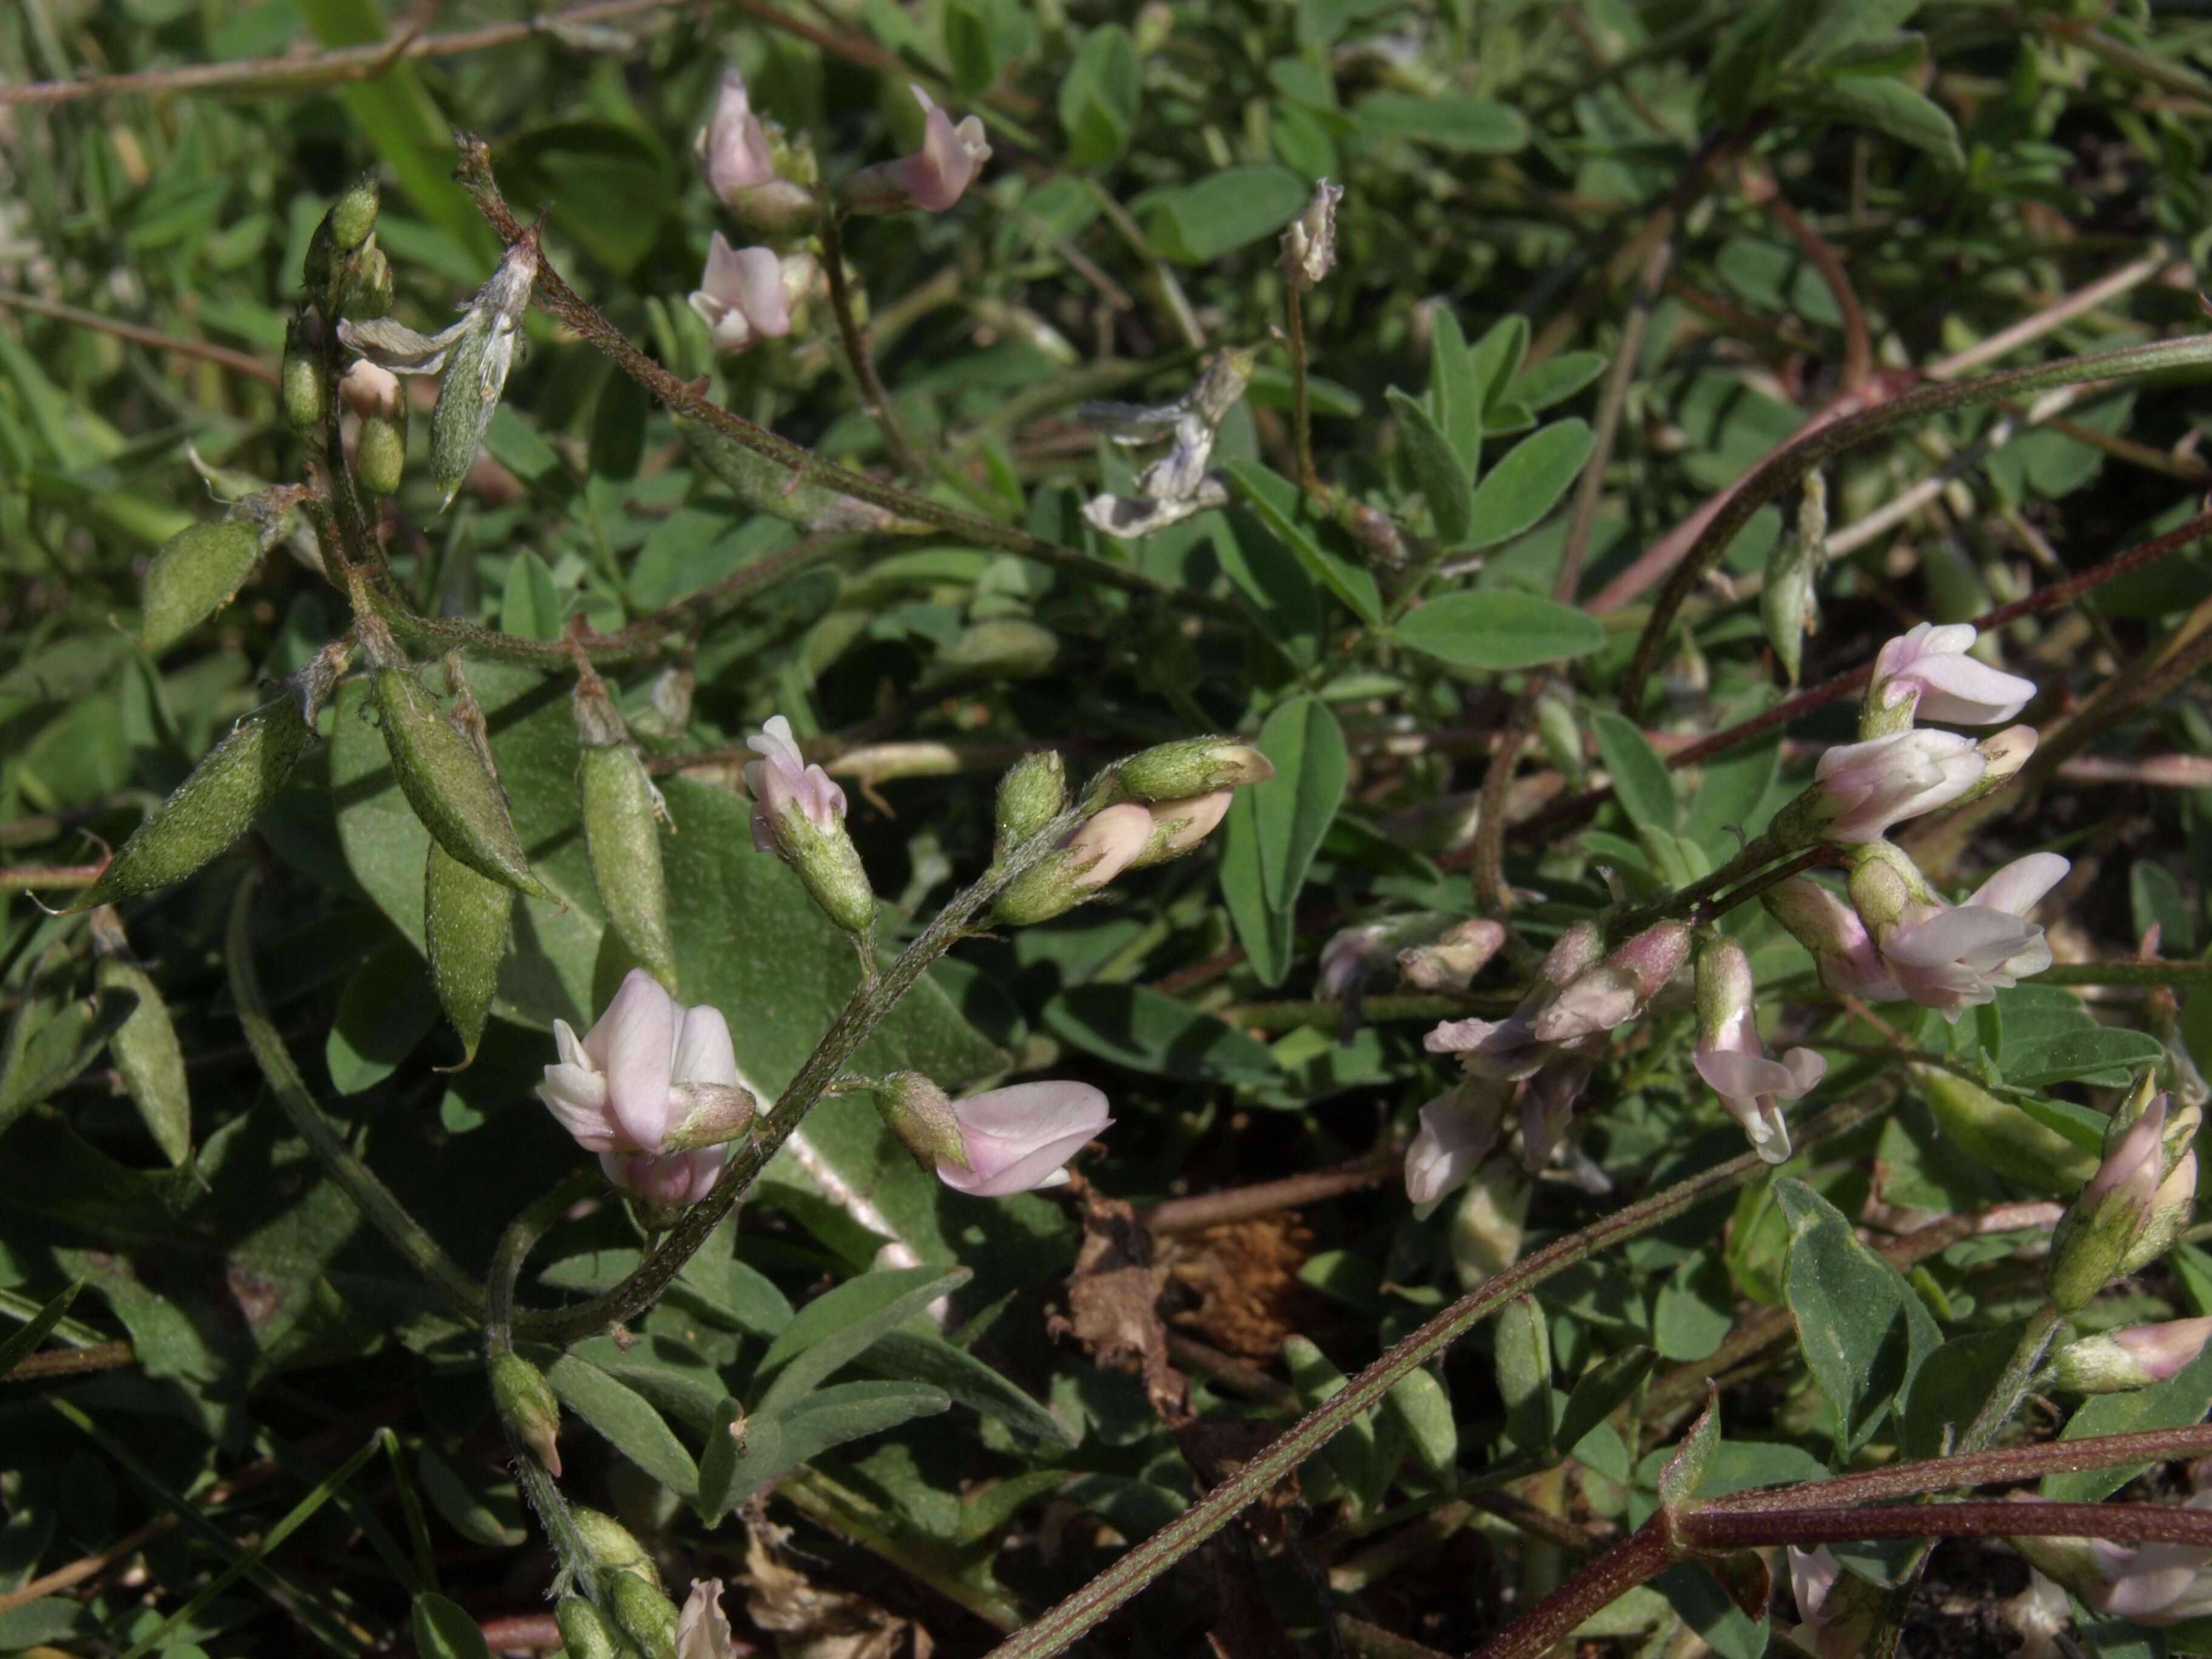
[{"xmin": 688, "ymin": 69, "xmax": 988, "ymax": 358}]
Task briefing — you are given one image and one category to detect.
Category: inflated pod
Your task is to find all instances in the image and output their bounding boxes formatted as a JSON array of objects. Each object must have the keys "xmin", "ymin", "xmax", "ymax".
[
  {"xmin": 424, "ymin": 841, "xmax": 511, "ymax": 1064},
  {"xmin": 580, "ymin": 743, "xmax": 677, "ymax": 992},
  {"xmin": 371, "ymin": 665, "xmax": 550, "ymax": 900},
  {"xmin": 90, "ymin": 908, "xmax": 190, "ymax": 1166},
  {"xmin": 141, "ymin": 520, "xmax": 265, "ymax": 657}
]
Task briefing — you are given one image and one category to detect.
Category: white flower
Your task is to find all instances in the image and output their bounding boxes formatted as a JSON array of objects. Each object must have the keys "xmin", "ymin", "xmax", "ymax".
[
  {"xmin": 1404, "ymin": 1083, "xmax": 1506, "ymax": 1219},
  {"xmin": 1810, "ymin": 729, "xmax": 1986, "ymax": 843},
  {"xmin": 338, "ymin": 358, "xmax": 401, "ymax": 421},
  {"xmin": 1877, "ymin": 851, "xmax": 2067, "ymax": 1019},
  {"xmin": 933, "ymin": 1082, "xmax": 1113, "ymax": 1196},
  {"xmin": 743, "ymin": 713, "xmax": 846, "ymax": 852},
  {"xmin": 1872, "ymin": 622, "xmax": 2037, "ymax": 726},
  {"xmin": 689, "ymin": 233, "xmax": 814, "ymax": 356}
]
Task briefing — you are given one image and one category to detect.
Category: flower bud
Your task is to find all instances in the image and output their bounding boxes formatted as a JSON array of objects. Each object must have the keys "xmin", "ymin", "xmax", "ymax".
[
  {"xmin": 425, "ymin": 842, "xmax": 511, "ymax": 1065},
  {"xmin": 76, "ymin": 686, "xmax": 317, "ymax": 909},
  {"xmin": 578, "ymin": 681, "xmax": 677, "ymax": 993},
  {"xmin": 1845, "ymin": 842, "xmax": 1923, "ymax": 935},
  {"xmin": 992, "ymin": 802, "xmax": 1153, "ymax": 926},
  {"xmin": 555, "ymin": 1597, "xmax": 623, "ymax": 1659},
  {"xmin": 1537, "ymin": 920, "xmax": 1606, "ymax": 991},
  {"xmin": 371, "ymin": 658, "xmax": 552, "ymax": 900},
  {"xmin": 1530, "ymin": 920, "xmax": 1690, "ymax": 1044},
  {"xmin": 688, "ymin": 234, "xmax": 816, "ymax": 357},
  {"xmin": 327, "ymin": 174, "xmax": 381, "ymax": 253},
  {"xmin": 700, "ymin": 69, "xmax": 776, "ymax": 201},
  {"xmin": 338, "ymin": 239, "xmax": 394, "ymax": 321},
  {"xmin": 873, "ymin": 1071, "xmax": 967, "ymax": 1171},
  {"xmin": 281, "ymin": 327, "xmax": 326, "ymax": 431},
  {"xmin": 569, "ymin": 1506, "xmax": 660, "ymax": 1587},
  {"xmin": 1111, "ymin": 738, "xmax": 1275, "ymax": 803},
  {"xmin": 1760, "ymin": 472, "xmax": 1824, "ymax": 688},
  {"xmin": 91, "ymin": 907, "xmax": 191, "ymax": 1166},
  {"xmin": 2050, "ymin": 1093, "xmax": 2171, "ymax": 1312},
  {"xmin": 2049, "ymin": 1318, "xmax": 2212, "ymax": 1394},
  {"xmin": 1126, "ymin": 790, "xmax": 1233, "ymax": 870},
  {"xmin": 1399, "ymin": 917, "xmax": 1507, "ymax": 992},
  {"xmin": 488, "ymin": 1350, "xmax": 563, "ymax": 1475},
  {"xmin": 1863, "ymin": 622, "xmax": 2036, "ymax": 736},
  {"xmin": 142, "ymin": 519, "xmax": 267, "ymax": 658},
  {"xmin": 429, "ymin": 238, "xmax": 537, "ymax": 512},
  {"xmin": 1945, "ymin": 724, "xmax": 2038, "ymax": 810},
  {"xmin": 994, "ymin": 750, "xmax": 1067, "ymax": 853},
  {"xmin": 1278, "ymin": 179, "xmax": 1344, "ymax": 292},
  {"xmin": 357, "ymin": 412, "xmax": 406, "ymax": 497},
  {"xmin": 608, "ymin": 1569, "xmax": 680, "ymax": 1659},
  {"xmin": 743, "ymin": 716, "xmax": 875, "ymax": 936},
  {"xmin": 2119, "ymin": 1102, "xmax": 2199, "ymax": 1276}
]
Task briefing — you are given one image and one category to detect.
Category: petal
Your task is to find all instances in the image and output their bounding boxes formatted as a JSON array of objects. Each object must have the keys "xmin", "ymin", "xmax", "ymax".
[
  {"xmin": 552, "ymin": 1018, "xmax": 592, "ymax": 1071},
  {"xmin": 1965, "ymin": 851, "xmax": 2069, "ymax": 917},
  {"xmin": 1695, "ymin": 1047, "xmax": 1798, "ymax": 1100},
  {"xmin": 746, "ymin": 715, "xmax": 806, "ymax": 782},
  {"xmin": 1908, "ymin": 653, "xmax": 2037, "ymax": 726},
  {"xmin": 538, "ymin": 1066, "xmax": 621, "ymax": 1151},
  {"xmin": 672, "ymin": 1005, "xmax": 739, "ymax": 1090},
  {"xmin": 800, "ymin": 762, "xmax": 848, "ymax": 832},
  {"xmin": 596, "ymin": 969, "xmax": 679, "ymax": 1150},
  {"xmin": 1885, "ymin": 905, "xmax": 2041, "ymax": 969},
  {"xmin": 1780, "ymin": 1047, "xmax": 1827, "ymax": 1096},
  {"xmin": 1425, "ymin": 1016, "xmax": 1503, "ymax": 1053}
]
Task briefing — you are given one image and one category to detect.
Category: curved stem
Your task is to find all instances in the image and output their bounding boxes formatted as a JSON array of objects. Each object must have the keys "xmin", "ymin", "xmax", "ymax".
[{"xmin": 486, "ymin": 1169, "xmax": 598, "ymax": 1353}]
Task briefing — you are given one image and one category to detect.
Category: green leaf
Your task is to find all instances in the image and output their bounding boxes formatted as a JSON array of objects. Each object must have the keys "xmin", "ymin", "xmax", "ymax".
[
  {"xmin": 1042, "ymin": 984, "xmax": 1281, "ymax": 1087},
  {"xmin": 2132, "ymin": 860, "xmax": 2194, "ymax": 955},
  {"xmin": 1385, "ymin": 1366, "xmax": 1458, "ymax": 1477},
  {"xmin": 1387, "ymin": 389, "xmax": 1473, "ymax": 547},
  {"xmin": 0, "ymin": 1281, "xmax": 81, "ymax": 1376},
  {"xmin": 412, "ymin": 1592, "xmax": 493, "ymax": 1659},
  {"xmin": 754, "ymin": 1266, "xmax": 969, "ymax": 1412},
  {"xmin": 1058, "ymin": 25, "xmax": 1140, "ymax": 167},
  {"xmin": 1684, "ymin": 735, "xmax": 1781, "ymax": 854},
  {"xmin": 1784, "ymin": 0, "xmax": 1925, "ymax": 71},
  {"xmin": 500, "ymin": 551, "xmax": 565, "ymax": 642},
  {"xmin": 1395, "ymin": 591, "xmax": 1606, "ymax": 672},
  {"xmin": 1354, "ymin": 93, "xmax": 1527, "ymax": 153},
  {"xmin": 1592, "ymin": 712, "xmax": 1678, "ymax": 837},
  {"xmin": 2044, "ymin": 1338, "xmax": 2212, "ymax": 1503},
  {"xmin": 1651, "ymin": 1563, "xmax": 1768, "ymax": 1659},
  {"xmin": 1652, "ymin": 1252, "xmax": 1733, "ymax": 1361},
  {"xmin": 527, "ymin": 1346, "xmax": 700, "ymax": 1498},
  {"xmin": 695, "ymin": 1396, "xmax": 782, "ymax": 1520},
  {"xmin": 1463, "ymin": 419, "xmax": 1594, "ymax": 549},
  {"xmin": 1509, "ymin": 352, "xmax": 1607, "ymax": 412},
  {"xmin": 1900, "ymin": 1323, "xmax": 2026, "ymax": 1462},
  {"xmin": 1427, "ymin": 309, "xmax": 1483, "ymax": 472},
  {"xmin": 1774, "ymin": 1179, "xmax": 1942, "ymax": 1459},
  {"xmin": 1467, "ymin": 315, "xmax": 1530, "ymax": 407},
  {"xmin": 1145, "ymin": 165, "xmax": 1309, "ymax": 263},
  {"xmin": 1219, "ymin": 785, "xmax": 1293, "ymax": 988},
  {"xmin": 1557, "ymin": 1346, "xmax": 1657, "ymax": 1457},
  {"xmin": 416, "ymin": 1446, "xmax": 525, "ymax": 1547},
  {"xmin": 1808, "ymin": 75, "xmax": 1962, "ymax": 169},
  {"xmin": 572, "ymin": 1333, "xmax": 729, "ymax": 1435},
  {"xmin": 498, "ymin": 120, "xmax": 676, "ymax": 275},
  {"xmin": 1224, "ymin": 459, "xmax": 1384, "ymax": 625},
  {"xmin": 324, "ymin": 939, "xmax": 442, "ymax": 1096},
  {"xmin": 943, "ymin": 0, "xmax": 1003, "ymax": 95},
  {"xmin": 2003, "ymin": 1024, "xmax": 2165, "ymax": 1090},
  {"xmin": 861, "ymin": 1329, "xmax": 1078, "ymax": 1450},
  {"xmin": 1252, "ymin": 695, "xmax": 1348, "ymax": 916},
  {"xmin": 774, "ymin": 1378, "xmax": 953, "ymax": 1467}
]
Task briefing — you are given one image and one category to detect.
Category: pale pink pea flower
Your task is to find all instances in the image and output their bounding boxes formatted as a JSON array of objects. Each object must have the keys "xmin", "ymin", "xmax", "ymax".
[
  {"xmin": 1877, "ymin": 851, "xmax": 2068, "ymax": 1019},
  {"xmin": 1810, "ymin": 729, "xmax": 1986, "ymax": 843},
  {"xmin": 933, "ymin": 1081, "xmax": 1113, "ymax": 1197},
  {"xmin": 744, "ymin": 714, "xmax": 847, "ymax": 853},
  {"xmin": 1872, "ymin": 622, "xmax": 2037, "ymax": 726},
  {"xmin": 700, "ymin": 69, "xmax": 777, "ymax": 204}
]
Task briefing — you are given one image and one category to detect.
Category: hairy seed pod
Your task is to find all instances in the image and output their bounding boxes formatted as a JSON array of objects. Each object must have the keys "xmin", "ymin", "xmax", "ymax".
[
  {"xmin": 303, "ymin": 220, "xmax": 337, "ymax": 313},
  {"xmin": 357, "ymin": 412, "xmax": 406, "ymax": 498},
  {"xmin": 486, "ymin": 1350, "xmax": 561, "ymax": 1474},
  {"xmin": 78, "ymin": 693, "xmax": 312, "ymax": 910},
  {"xmin": 607, "ymin": 1572, "xmax": 679, "ymax": 1659},
  {"xmin": 553, "ymin": 1597, "xmax": 622, "ymax": 1659},
  {"xmin": 142, "ymin": 520, "xmax": 265, "ymax": 657},
  {"xmin": 339, "ymin": 240, "xmax": 394, "ymax": 322},
  {"xmin": 580, "ymin": 745, "xmax": 677, "ymax": 992},
  {"xmin": 281, "ymin": 340, "xmax": 326, "ymax": 432},
  {"xmin": 327, "ymin": 175, "xmax": 381, "ymax": 252},
  {"xmin": 90, "ymin": 909, "xmax": 190, "ymax": 1166},
  {"xmin": 568, "ymin": 1507, "xmax": 660, "ymax": 1587},
  {"xmin": 994, "ymin": 750, "xmax": 1066, "ymax": 853},
  {"xmin": 372, "ymin": 666, "xmax": 551, "ymax": 900},
  {"xmin": 424, "ymin": 841, "xmax": 511, "ymax": 1064}
]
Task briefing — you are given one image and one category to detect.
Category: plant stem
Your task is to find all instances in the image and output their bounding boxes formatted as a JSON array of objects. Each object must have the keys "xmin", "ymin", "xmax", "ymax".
[
  {"xmin": 486, "ymin": 1169, "xmax": 598, "ymax": 1353},
  {"xmin": 1469, "ymin": 1515, "xmax": 1676, "ymax": 1659},
  {"xmin": 227, "ymin": 871, "xmax": 484, "ymax": 1321},
  {"xmin": 976, "ymin": 1096, "xmax": 1880, "ymax": 1659},
  {"xmin": 1287, "ymin": 286, "xmax": 1318, "ymax": 495},
  {"xmin": 817, "ymin": 209, "xmax": 928, "ymax": 480}
]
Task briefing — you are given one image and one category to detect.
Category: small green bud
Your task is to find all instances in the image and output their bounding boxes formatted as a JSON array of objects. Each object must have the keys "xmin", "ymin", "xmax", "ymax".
[
  {"xmin": 874, "ymin": 1071, "xmax": 965, "ymax": 1172},
  {"xmin": 370, "ymin": 660, "xmax": 552, "ymax": 900},
  {"xmin": 568, "ymin": 1506, "xmax": 659, "ymax": 1587},
  {"xmin": 994, "ymin": 750, "xmax": 1067, "ymax": 853},
  {"xmin": 554, "ymin": 1597, "xmax": 625, "ymax": 1659},
  {"xmin": 90, "ymin": 908, "xmax": 191, "ymax": 1166},
  {"xmin": 487, "ymin": 1350, "xmax": 562, "ymax": 1475},
  {"xmin": 577, "ymin": 683, "xmax": 677, "ymax": 991},
  {"xmin": 927, "ymin": 618, "xmax": 1059, "ymax": 686},
  {"xmin": 993, "ymin": 802, "xmax": 1153, "ymax": 927},
  {"xmin": 141, "ymin": 520, "xmax": 266, "ymax": 658},
  {"xmin": 425, "ymin": 841, "xmax": 511, "ymax": 1064},
  {"xmin": 281, "ymin": 332, "xmax": 326, "ymax": 432},
  {"xmin": 357, "ymin": 412, "xmax": 406, "ymax": 498},
  {"xmin": 77, "ymin": 691, "xmax": 315, "ymax": 909},
  {"xmin": 338, "ymin": 240, "xmax": 394, "ymax": 322},
  {"xmin": 1110, "ymin": 737, "xmax": 1275, "ymax": 803},
  {"xmin": 746, "ymin": 717, "xmax": 876, "ymax": 936},
  {"xmin": 327, "ymin": 175, "xmax": 380, "ymax": 253},
  {"xmin": 607, "ymin": 1571, "xmax": 679, "ymax": 1659}
]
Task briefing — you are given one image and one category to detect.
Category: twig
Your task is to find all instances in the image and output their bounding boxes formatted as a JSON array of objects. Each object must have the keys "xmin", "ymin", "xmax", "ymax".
[
  {"xmin": 817, "ymin": 210, "xmax": 927, "ymax": 478},
  {"xmin": 3, "ymin": 862, "xmax": 109, "ymax": 890},
  {"xmin": 0, "ymin": 290, "xmax": 278, "ymax": 384},
  {"xmin": 3, "ymin": 1340, "xmax": 136, "ymax": 1379},
  {"xmin": 1139, "ymin": 1150, "xmax": 1405, "ymax": 1233}
]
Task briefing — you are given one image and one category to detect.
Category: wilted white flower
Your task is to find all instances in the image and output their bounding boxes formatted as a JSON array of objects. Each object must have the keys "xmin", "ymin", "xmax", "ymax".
[{"xmin": 677, "ymin": 1578, "xmax": 740, "ymax": 1659}]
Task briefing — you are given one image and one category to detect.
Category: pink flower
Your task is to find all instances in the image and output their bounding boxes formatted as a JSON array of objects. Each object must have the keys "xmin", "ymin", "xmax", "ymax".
[
  {"xmin": 2083, "ymin": 1094, "xmax": 2169, "ymax": 1216},
  {"xmin": 1521, "ymin": 1053, "xmax": 1597, "ymax": 1170},
  {"xmin": 1809, "ymin": 729, "xmax": 1986, "ymax": 843},
  {"xmin": 2111, "ymin": 1316, "xmax": 2212, "ymax": 1383},
  {"xmin": 1692, "ymin": 932, "xmax": 1825, "ymax": 1162},
  {"xmin": 700, "ymin": 70, "xmax": 777, "ymax": 204},
  {"xmin": 1763, "ymin": 877, "xmax": 1903, "ymax": 1002},
  {"xmin": 1530, "ymin": 921, "xmax": 1691, "ymax": 1044},
  {"xmin": 537, "ymin": 970, "xmax": 743, "ymax": 1207},
  {"xmin": 339, "ymin": 358, "xmax": 401, "ymax": 420},
  {"xmin": 1140, "ymin": 789, "xmax": 1233, "ymax": 860},
  {"xmin": 689, "ymin": 233, "xmax": 811, "ymax": 355},
  {"xmin": 846, "ymin": 86, "xmax": 991, "ymax": 213},
  {"xmin": 745, "ymin": 714, "xmax": 847, "ymax": 853},
  {"xmin": 1877, "ymin": 852, "xmax": 2067, "ymax": 1019},
  {"xmin": 1425, "ymin": 1014, "xmax": 1550, "ymax": 1082},
  {"xmin": 2010, "ymin": 1492, "xmax": 2212, "ymax": 1624},
  {"xmin": 1059, "ymin": 802, "xmax": 1154, "ymax": 889},
  {"xmin": 1404, "ymin": 1084, "xmax": 1506, "ymax": 1218},
  {"xmin": 933, "ymin": 1081, "xmax": 1113, "ymax": 1196},
  {"xmin": 1872, "ymin": 623, "xmax": 2037, "ymax": 726}
]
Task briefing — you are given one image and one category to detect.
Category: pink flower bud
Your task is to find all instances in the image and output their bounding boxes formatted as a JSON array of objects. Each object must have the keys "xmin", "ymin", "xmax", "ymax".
[
  {"xmin": 1692, "ymin": 932, "xmax": 1825, "ymax": 1162},
  {"xmin": 688, "ymin": 232, "xmax": 804, "ymax": 356},
  {"xmin": 1806, "ymin": 729, "xmax": 1986, "ymax": 843},
  {"xmin": 1764, "ymin": 876, "xmax": 1904, "ymax": 1002},
  {"xmin": 1404, "ymin": 1081, "xmax": 1507, "ymax": 1218},
  {"xmin": 844, "ymin": 85, "xmax": 991, "ymax": 214},
  {"xmin": 700, "ymin": 69, "xmax": 777, "ymax": 204},
  {"xmin": 1530, "ymin": 920, "xmax": 1690, "ymax": 1044},
  {"xmin": 2051, "ymin": 1094, "xmax": 2171, "ymax": 1311},
  {"xmin": 602, "ymin": 1145, "xmax": 727, "ymax": 1208},
  {"xmin": 1870, "ymin": 622, "xmax": 2037, "ymax": 727},
  {"xmin": 931, "ymin": 1081, "xmax": 1113, "ymax": 1197},
  {"xmin": 1424, "ymin": 1013, "xmax": 1549, "ymax": 1082},
  {"xmin": 339, "ymin": 357, "xmax": 401, "ymax": 421},
  {"xmin": 744, "ymin": 714, "xmax": 846, "ymax": 850},
  {"xmin": 2111, "ymin": 1316, "xmax": 2212, "ymax": 1383},
  {"xmin": 1129, "ymin": 788, "xmax": 1233, "ymax": 867},
  {"xmin": 993, "ymin": 802, "xmax": 1155, "ymax": 926}
]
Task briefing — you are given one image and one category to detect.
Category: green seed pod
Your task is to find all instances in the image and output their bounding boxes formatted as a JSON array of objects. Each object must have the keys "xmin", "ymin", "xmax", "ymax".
[
  {"xmin": 358, "ymin": 412, "xmax": 406, "ymax": 498},
  {"xmin": 77, "ymin": 692, "xmax": 312, "ymax": 910},
  {"xmin": 677, "ymin": 413, "xmax": 923, "ymax": 534},
  {"xmin": 568, "ymin": 1507, "xmax": 660, "ymax": 1588},
  {"xmin": 994, "ymin": 750, "xmax": 1066, "ymax": 853},
  {"xmin": 425, "ymin": 841, "xmax": 511, "ymax": 1064},
  {"xmin": 487, "ymin": 1350, "xmax": 561, "ymax": 1474},
  {"xmin": 90, "ymin": 908, "xmax": 191, "ymax": 1167},
  {"xmin": 580, "ymin": 745, "xmax": 677, "ymax": 992},
  {"xmin": 141, "ymin": 520, "xmax": 264, "ymax": 657},
  {"xmin": 281, "ymin": 337, "xmax": 326, "ymax": 432},
  {"xmin": 1914, "ymin": 1064, "xmax": 2097, "ymax": 1196},
  {"xmin": 554, "ymin": 1597, "xmax": 624, "ymax": 1659},
  {"xmin": 606, "ymin": 1571, "xmax": 679, "ymax": 1659},
  {"xmin": 372, "ymin": 666, "xmax": 551, "ymax": 900},
  {"xmin": 327, "ymin": 175, "xmax": 381, "ymax": 253}
]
